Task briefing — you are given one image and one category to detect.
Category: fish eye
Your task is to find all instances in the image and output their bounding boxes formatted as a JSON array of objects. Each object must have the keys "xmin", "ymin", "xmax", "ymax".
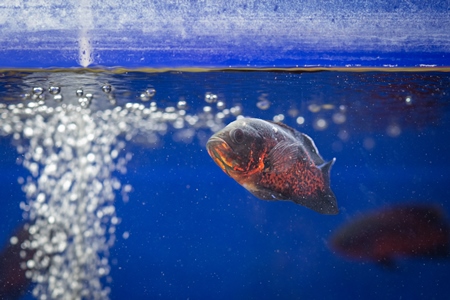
[{"xmin": 231, "ymin": 128, "xmax": 244, "ymax": 144}]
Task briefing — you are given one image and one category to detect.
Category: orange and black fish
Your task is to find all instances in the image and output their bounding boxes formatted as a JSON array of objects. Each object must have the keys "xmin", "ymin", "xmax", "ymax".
[
  {"xmin": 206, "ymin": 118, "xmax": 338, "ymax": 214},
  {"xmin": 330, "ymin": 204, "xmax": 450, "ymax": 267}
]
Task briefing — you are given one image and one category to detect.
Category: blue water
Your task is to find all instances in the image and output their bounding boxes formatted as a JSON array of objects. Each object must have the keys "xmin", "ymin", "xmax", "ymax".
[{"xmin": 1, "ymin": 70, "xmax": 450, "ymax": 299}]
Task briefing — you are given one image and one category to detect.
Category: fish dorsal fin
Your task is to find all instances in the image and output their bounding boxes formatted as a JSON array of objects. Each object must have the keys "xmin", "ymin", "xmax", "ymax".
[
  {"xmin": 299, "ymin": 133, "xmax": 325, "ymax": 166},
  {"xmin": 266, "ymin": 141, "xmax": 298, "ymax": 173},
  {"xmin": 267, "ymin": 120, "xmax": 298, "ymax": 136},
  {"xmin": 266, "ymin": 120, "xmax": 326, "ymax": 166}
]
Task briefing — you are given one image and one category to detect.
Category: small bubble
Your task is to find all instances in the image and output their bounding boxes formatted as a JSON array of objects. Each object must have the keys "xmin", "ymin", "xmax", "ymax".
[
  {"xmin": 257, "ymin": 99, "xmax": 271, "ymax": 110},
  {"xmin": 308, "ymin": 104, "xmax": 321, "ymax": 113},
  {"xmin": 76, "ymin": 89, "xmax": 83, "ymax": 97},
  {"xmin": 26, "ymin": 260, "xmax": 36, "ymax": 269},
  {"xmin": 338, "ymin": 130, "xmax": 350, "ymax": 141},
  {"xmin": 108, "ymin": 95, "xmax": 117, "ymax": 105},
  {"xmin": 85, "ymin": 93, "xmax": 93, "ymax": 101},
  {"xmin": 32, "ymin": 87, "xmax": 44, "ymax": 95},
  {"xmin": 321, "ymin": 104, "xmax": 335, "ymax": 110},
  {"xmin": 405, "ymin": 96, "xmax": 412, "ymax": 105},
  {"xmin": 296, "ymin": 116, "xmax": 305, "ymax": 125},
  {"xmin": 79, "ymin": 97, "xmax": 90, "ymax": 108},
  {"xmin": 48, "ymin": 86, "xmax": 61, "ymax": 95},
  {"xmin": 205, "ymin": 92, "xmax": 218, "ymax": 103},
  {"xmin": 332, "ymin": 112, "xmax": 346, "ymax": 124},
  {"xmin": 313, "ymin": 118, "xmax": 328, "ymax": 130},
  {"xmin": 386, "ymin": 124, "xmax": 401, "ymax": 137},
  {"xmin": 37, "ymin": 193, "xmax": 46, "ymax": 203},
  {"xmin": 140, "ymin": 93, "xmax": 150, "ymax": 102},
  {"xmin": 273, "ymin": 114, "xmax": 285, "ymax": 122},
  {"xmin": 230, "ymin": 105, "xmax": 242, "ymax": 116},
  {"xmin": 122, "ymin": 231, "xmax": 130, "ymax": 239},
  {"xmin": 54, "ymin": 94, "xmax": 63, "ymax": 102},
  {"xmin": 87, "ymin": 153, "xmax": 95, "ymax": 162},
  {"xmin": 145, "ymin": 88, "xmax": 156, "ymax": 98},
  {"xmin": 177, "ymin": 100, "xmax": 187, "ymax": 110},
  {"xmin": 288, "ymin": 108, "xmax": 299, "ymax": 118},
  {"xmin": 102, "ymin": 85, "xmax": 112, "ymax": 93},
  {"xmin": 24, "ymin": 127, "xmax": 34, "ymax": 137},
  {"xmin": 10, "ymin": 236, "xmax": 19, "ymax": 245},
  {"xmin": 216, "ymin": 101, "xmax": 226, "ymax": 110}
]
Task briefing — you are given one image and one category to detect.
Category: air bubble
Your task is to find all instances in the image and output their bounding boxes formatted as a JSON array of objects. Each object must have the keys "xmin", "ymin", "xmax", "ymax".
[
  {"xmin": 177, "ymin": 100, "xmax": 187, "ymax": 110},
  {"xmin": 216, "ymin": 101, "xmax": 226, "ymax": 110},
  {"xmin": 386, "ymin": 124, "xmax": 401, "ymax": 137},
  {"xmin": 256, "ymin": 99, "xmax": 271, "ymax": 110},
  {"xmin": 78, "ymin": 97, "xmax": 91, "ymax": 108},
  {"xmin": 308, "ymin": 104, "xmax": 321, "ymax": 113},
  {"xmin": 288, "ymin": 108, "xmax": 299, "ymax": 118},
  {"xmin": 140, "ymin": 93, "xmax": 150, "ymax": 102},
  {"xmin": 230, "ymin": 105, "xmax": 242, "ymax": 116},
  {"xmin": 273, "ymin": 114, "xmax": 285, "ymax": 122},
  {"xmin": 54, "ymin": 95, "xmax": 63, "ymax": 102},
  {"xmin": 145, "ymin": 88, "xmax": 156, "ymax": 97},
  {"xmin": 24, "ymin": 127, "xmax": 34, "ymax": 137},
  {"xmin": 32, "ymin": 87, "xmax": 44, "ymax": 95},
  {"xmin": 332, "ymin": 112, "xmax": 346, "ymax": 124},
  {"xmin": 85, "ymin": 93, "xmax": 94, "ymax": 101},
  {"xmin": 76, "ymin": 89, "xmax": 83, "ymax": 97},
  {"xmin": 48, "ymin": 86, "xmax": 61, "ymax": 95},
  {"xmin": 313, "ymin": 118, "xmax": 328, "ymax": 130},
  {"xmin": 205, "ymin": 92, "xmax": 218, "ymax": 103},
  {"xmin": 102, "ymin": 85, "xmax": 112, "ymax": 93},
  {"xmin": 322, "ymin": 104, "xmax": 335, "ymax": 110}
]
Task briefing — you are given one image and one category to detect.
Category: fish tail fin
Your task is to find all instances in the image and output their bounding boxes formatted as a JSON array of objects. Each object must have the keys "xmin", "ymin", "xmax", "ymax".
[
  {"xmin": 319, "ymin": 158, "xmax": 336, "ymax": 179},
  {"xmin": 317, "ymin": 158, "xmax": 338, "ymax": 215}
]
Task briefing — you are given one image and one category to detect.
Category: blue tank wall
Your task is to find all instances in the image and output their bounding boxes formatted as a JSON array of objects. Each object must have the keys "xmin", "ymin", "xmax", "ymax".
[{"xmin": 0, "ymin": 0, "xmax": 449, "ymax": 68}]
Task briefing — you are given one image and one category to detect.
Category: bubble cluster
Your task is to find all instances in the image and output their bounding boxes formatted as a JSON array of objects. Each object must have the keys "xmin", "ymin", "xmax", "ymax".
[
  {"xmin": 140, "ymin": 88, "xmax": 156, "ymax": 102},
  {"xmin": 256, "ymin": 93, "xmax": 271, "ymax": 110},
  {"xmin": 204, "ymin": 92, "xmax": 218, "ymax": 103},
  {"xmin": 0, "ymin": 79, "xmax": 231, "ymax": 299}
]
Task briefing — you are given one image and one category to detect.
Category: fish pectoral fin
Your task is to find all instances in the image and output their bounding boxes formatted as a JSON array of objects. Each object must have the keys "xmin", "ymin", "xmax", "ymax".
[{"xmin": 267, "ymin": 141, "xmax": 298, "ymax": 173}]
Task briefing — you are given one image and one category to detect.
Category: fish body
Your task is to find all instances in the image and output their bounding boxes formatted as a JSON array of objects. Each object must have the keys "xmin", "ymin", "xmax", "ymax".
[
  {"xmin": 206, "ymin": 118, "xmax": 338, "ymax": 214},
  {"xmin": 330, "ymin": 204, "xmax": 450, "ymax": 266}
]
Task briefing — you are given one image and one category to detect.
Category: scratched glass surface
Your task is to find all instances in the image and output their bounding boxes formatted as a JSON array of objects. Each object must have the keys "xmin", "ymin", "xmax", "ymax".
[{"xmin": 0, "ymin": 70, "xmax": 450, "ymax": 300}]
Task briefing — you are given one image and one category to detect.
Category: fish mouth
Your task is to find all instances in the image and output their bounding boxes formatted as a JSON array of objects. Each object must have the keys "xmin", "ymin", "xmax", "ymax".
[{"xmin": 206, "ymin": 137, "xmax": 234, "ymax": 174}]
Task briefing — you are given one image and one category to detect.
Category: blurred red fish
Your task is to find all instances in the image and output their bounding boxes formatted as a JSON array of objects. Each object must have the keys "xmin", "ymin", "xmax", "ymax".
[
  {"xmin": 330, "ymin": 204, "xmax": 450, "ymax": 266},
  {"xmin": 0, "ymin": 223, "xmax": 34, "ymax": 300}
]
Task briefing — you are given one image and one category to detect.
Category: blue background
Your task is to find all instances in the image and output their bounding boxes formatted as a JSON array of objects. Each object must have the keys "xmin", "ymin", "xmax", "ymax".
[{"xmin": 0, "ymin": 70, "xmax": 450, "ymax": 299}]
